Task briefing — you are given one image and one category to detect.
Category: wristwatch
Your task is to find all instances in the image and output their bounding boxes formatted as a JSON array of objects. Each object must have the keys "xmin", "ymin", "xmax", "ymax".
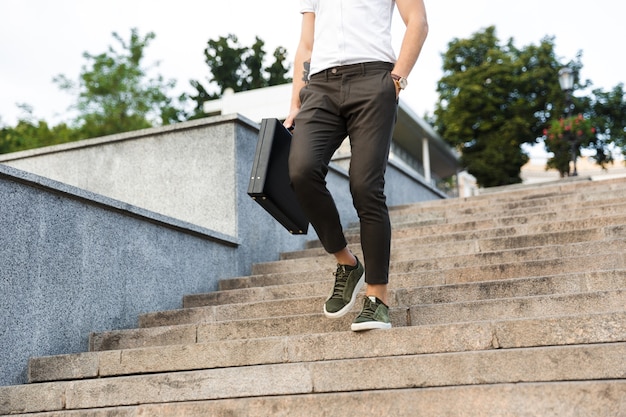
[{"xmin": 391, "ymin": 73, "xmax": 408, "ymax": 90}]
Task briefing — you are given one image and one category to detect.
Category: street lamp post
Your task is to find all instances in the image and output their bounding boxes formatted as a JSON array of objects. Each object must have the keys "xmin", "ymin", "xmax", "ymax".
[{"xmin": 558, "ymin": 67, "xmax": 578, "ymax": 176}]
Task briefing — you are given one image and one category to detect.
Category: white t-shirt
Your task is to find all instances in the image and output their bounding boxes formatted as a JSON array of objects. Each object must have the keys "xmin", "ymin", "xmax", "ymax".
[{"xmin": 300, "ymin": 0, "xmax": 397, "ymax": 76}]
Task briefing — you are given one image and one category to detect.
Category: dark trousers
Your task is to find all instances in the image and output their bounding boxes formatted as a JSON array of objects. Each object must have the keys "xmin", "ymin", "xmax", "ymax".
[{"xmin": 289, "ymin": 61, "xmax": 398, "ymax": 284}]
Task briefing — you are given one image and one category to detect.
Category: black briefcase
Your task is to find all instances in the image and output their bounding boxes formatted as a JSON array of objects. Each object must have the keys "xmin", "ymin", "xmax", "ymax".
[{"xmin": 248, "ymin": 118, "xmax": 309, "ymax": 234}]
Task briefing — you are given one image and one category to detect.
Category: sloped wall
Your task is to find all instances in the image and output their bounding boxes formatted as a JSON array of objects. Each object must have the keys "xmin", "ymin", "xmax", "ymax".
[{"xmin": 0, "ymin": 165, "xmax": 240, "ymax": 386}]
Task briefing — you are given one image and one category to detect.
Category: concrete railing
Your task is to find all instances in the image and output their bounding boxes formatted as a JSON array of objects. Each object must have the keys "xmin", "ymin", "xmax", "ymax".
[{"xmin": 0, "ymin": 115, "xmax": 443, "ymax": 386}]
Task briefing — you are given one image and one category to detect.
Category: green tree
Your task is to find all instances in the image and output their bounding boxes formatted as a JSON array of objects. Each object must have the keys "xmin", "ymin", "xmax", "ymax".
[
  {"xmin": 0, "ymin": 105, "xmax": 78, "ymax": 154},
  {"xmin": 541, "ymin": 59, "xmax": 626, "ymax": 176},
  {"xmin": 189, "ymin": 34, "xmax": 292, "ymax": 118},
  {"xmin": 588, "ymin": 84, "xmax": 626, "ymax": 158},
  {"xmin": 267, "ymin": 46, "xmax": 291, "ymax": 86},
  {"xmin": 435, "ymin": 26, "xmax": 626, "ymax": 187},
  {"xmin": 54, "ymin": 28, "xmax": 185, "ymax": 139},
  {"xmin": 0, "ymin": 119, "xmax": 78, "ymax": 154},
  {"xmin": 435, "ymin": 26, "xmax": 563, "ymax": 187}
]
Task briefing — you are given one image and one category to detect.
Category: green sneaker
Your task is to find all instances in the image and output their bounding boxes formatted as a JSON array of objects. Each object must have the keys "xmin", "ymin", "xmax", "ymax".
[
  {"xmin": 351, "ymin": 296, "xmax": 392, "ymax": 331},
  {"xmin": 323, "ymin": 257, "xmax": 365, "ymax": 318}
]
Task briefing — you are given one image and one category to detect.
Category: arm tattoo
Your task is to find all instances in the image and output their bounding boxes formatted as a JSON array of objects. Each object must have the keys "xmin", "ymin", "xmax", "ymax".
[{"xmin": 302, "ymin": 61, "xmax": 311, "ymax": 83}]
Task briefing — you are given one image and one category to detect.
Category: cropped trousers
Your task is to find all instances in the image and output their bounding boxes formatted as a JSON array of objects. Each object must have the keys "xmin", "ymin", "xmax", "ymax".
[{"xmin": 289, "ymin": 61, "xmax": 398, "ymax": 284}]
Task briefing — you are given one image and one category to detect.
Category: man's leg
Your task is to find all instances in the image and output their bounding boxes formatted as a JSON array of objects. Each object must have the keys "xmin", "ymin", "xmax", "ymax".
[
  {"xmin": 343, "ymin": 66, "xmax": 398, "ymax": 330},
  {"xmin": 288, "ymin": 78, "xmax": 348, "ymax": 256},
  {"xmin": 289, "ymin": 76, "xmax": 364, "ymax": 318}
]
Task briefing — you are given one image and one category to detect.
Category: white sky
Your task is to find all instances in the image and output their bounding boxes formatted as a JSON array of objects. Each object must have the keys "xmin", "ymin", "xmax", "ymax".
[{"xmin": 1, "ymin": 0, "xmax": 624, "ymax": 130}]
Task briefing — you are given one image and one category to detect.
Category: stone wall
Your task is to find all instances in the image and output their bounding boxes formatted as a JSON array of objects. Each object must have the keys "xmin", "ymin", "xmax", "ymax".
[{"xmin": 0, "ymin": 165, "xmax": 240, "ymax": 386}]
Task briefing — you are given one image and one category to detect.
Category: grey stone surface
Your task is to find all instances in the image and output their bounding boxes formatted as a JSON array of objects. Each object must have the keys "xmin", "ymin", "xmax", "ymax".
[
  {"xmin": 0, "ymin": 165, "xmax": 240, "ymax": 387},
  {"xmin": 0, "ymin": 117, "xmax": 240, "ymax": 236},
  {"xmin": 126, "ymin": 382, "xmax": 626, "ymax": 417},
  {"xmin": 2, "ymin": 343, "xmax": 624, "ymax": 413},
  {"xmin": 409, "ymin": 290, "xmax": 626, "ymax": 325},
  {"xmin": 29, "ymin": 312, "xmax": 624, "ymax": 382},
  {"xmin": 6, "ymin": 382, "xmax": 622, "ymax": 417},
  {"xmin": 65, "ymin": 363, "xmax": 313, "ymax": 410},
  {"xmin": 89, "ymin": 324, "xmax": 197, "ymax": 352}
]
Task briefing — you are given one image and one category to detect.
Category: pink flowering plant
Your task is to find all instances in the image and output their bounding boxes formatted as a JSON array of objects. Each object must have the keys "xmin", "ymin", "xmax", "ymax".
[
  {"xmin": 544, "ymin": 114, "xmax": 596, "ymax": 143},
  {"xmin": 543, "ymin": 114, "xmax": 597, "ymax": 177}
]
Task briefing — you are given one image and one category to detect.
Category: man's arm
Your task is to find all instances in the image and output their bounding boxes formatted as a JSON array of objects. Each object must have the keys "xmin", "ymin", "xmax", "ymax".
[
  {"xmin": 392, "ymin": 0, "xmax": 429, "ymax": 84},
  {"xmin": 284, "ymin": 12, "xmax": 315, "ymax": 130}
]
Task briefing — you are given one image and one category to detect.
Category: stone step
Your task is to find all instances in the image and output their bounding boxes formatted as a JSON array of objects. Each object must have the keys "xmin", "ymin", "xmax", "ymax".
[
  {"xmin": 386, "ymin": 203, "xmax": 626, "ymax": 237},
  {"xmin": 421, "ymin": 253, "xmax": 624, "ymax": 285},
  {"xmin": 219, "ymin": 252, "xmax": 626, "ymax": 291},
  {"xmin": 29, "ymin": 312, "xmax": 625, "ymax": 383},
  {"xmin": 395, "ymin": 177, "xmax": 626, "ymax": 212},
  {"xmin": 388, "ymin": 187, "xmax": 626, "ymax": 219},
  {"xmin": 235, "ymin": 238, "xmax": 626, "ymax": 290},
  {"xmin": 185, "ymin": 270, "xmax": 625, "ymax": 309},
  {"xmin": 479, "ymin": 177, "xmax": 626, "ymax": 198},
  {"xmin": 10, "ymin": 381, "xmax": 619, "ymax": 417},
  {"xmin": 388, "ymin": 195, "xmax": 626, "ymax": 228},
  {"xmin": 2, "ymin": 343, "xmax": 624, "ymax": 414},
  {"xmin": 251, "ymin": 237, "xmax": 626, "ymax": 276},
  {"xmin": 190, "ymin": 270, "xmax": 626, "ymax": 308},
  {"xmin": 408, "ymin": 289, "xmax": 625, "ymax": 326},
  {"xmin": 330, "ymin": 213, "xmax": 626, "ymax": 252},
  {"xmin": 477, "ymin": 175, "xmax": 626, "ymax": 194},
  {"xmin": 91, "ymin": 286, "xmax": 624, "ymax": 350},
  {"xmin": 391, "ymin": 202, "xmax": 626, "ymax": 234},
  {"xmin": 285, "ymin": 226, "xmax": 607, "ymax": 261},
  {"xmin": 395, "ymin": 270, "xmax": 626, "ymax": 305},
  {"xmin": 140, "ymin": 287, "xmax": 626, "ymax": 329},
  {"xmin": 90, "ymin": 312, "xmax": 367, "ymax": 352},
  {"xmin": 280, "ymin": 224, "xmax": 626, "ymax": 260}
]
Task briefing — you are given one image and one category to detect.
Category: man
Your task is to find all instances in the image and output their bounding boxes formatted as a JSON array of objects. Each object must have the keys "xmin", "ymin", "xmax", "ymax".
[{"xmin": 284, "ymin": 0, "xmax": 428, "ymax": 331}]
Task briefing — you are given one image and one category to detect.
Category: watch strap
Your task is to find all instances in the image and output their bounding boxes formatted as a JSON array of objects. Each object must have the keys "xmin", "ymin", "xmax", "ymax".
[{"xmin": 391, "ymin": 73, "xmax": 407, "ymax": 90}]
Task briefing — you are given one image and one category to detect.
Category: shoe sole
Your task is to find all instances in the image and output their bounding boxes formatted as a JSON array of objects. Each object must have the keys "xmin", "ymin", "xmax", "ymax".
[
  {"xmin": 351, "ymin": 321, "xmax": 392, "ymax": 332},
  {"xmin": 323, "ymin": 274, "xmax": 365, "ymax": 319}
]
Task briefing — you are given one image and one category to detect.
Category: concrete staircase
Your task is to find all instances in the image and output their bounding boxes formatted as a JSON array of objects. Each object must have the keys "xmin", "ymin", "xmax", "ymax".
[{"xmin": 2, "ymin": 178, "xmax": 625, "ymax": 416}]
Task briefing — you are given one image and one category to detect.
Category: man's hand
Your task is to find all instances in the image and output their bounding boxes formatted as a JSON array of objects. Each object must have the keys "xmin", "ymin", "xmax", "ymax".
[{"xmin": 283, "ymin": 108, "xmax": 299, "ymax": 131}]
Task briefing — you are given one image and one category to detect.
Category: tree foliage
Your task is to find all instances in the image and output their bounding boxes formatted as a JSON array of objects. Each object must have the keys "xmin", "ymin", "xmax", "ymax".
[
  {"xmin": 1, "ymin": 30, "xmax": 291, "ymax": 154},
  {"xmin": 53, "ymin": 28, "xmax": 185, "ymax": 139},
  {"xmin": 435, "ymin": 27, "xmax": 563, "ymax": 187},
  {"xmin": 189, "ymin": 34, "xmax": 292, "ymax": 117},
  {"xmin": 434, "ymin": 26, "xmax": 626, "ymax": 187},
  {"xmin": 586, "ymin": 84, "xmax": 626, "ymax": 157},
  {"xmin": 0, "ymin": 106, "xmax": 78, "ymax": 154},
  {"xmin": 542, "ymin": 71, "xmax": 624, "ymax": 177}
]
